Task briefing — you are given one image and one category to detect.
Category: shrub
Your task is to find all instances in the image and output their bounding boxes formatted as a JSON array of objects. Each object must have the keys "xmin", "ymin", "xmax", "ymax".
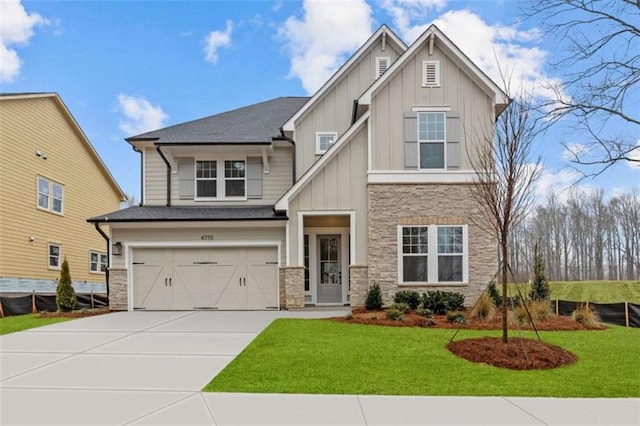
[
  {"xmin": 469, "ymin": 292, "xmax": 497, "ymax": 321},
  {"xmin": 365, "ymin": 281, "xmax": 383, "ymax": 310},
  {"xmin": 421, "ymin": 291, "xmax": 465, "ymax": 315},
  {"xmin": 487, "ymin": 280, "xmax": 502, "ymax": 307},
  {"xmin": 394, "ymin": 290, "xmax": 421, "ymax": 310},
  {"xmin": 510, "ymin": 304, "xmax": 530, "ymax": 326},
  {"xmin": 389, "ymin": 302, "xmax": 410, "ymax": 313},
  {"xmin": 385, "ymin": 308, "xmax": 404, "ymax": 321},
  {"xmin": 572, "ymin": 304, "xmax": 601, "ymax": 329},
  {"xmin": 528, "ymin": 299, "xmax": 552, "ymax": 321},
  {"xmin": 426, "ymin": 318, "xmax": 436, "ymax": 326},
  {"xmin": 529, "ymin": 242, "xmax": 550, "ymax": 301},
  {"xmin": 56, "ymin": 258, "xmax": 76, "ymax": 312},
  {"xmin": 345, "ymin": 313, "xmax": 353, "ymax": 320},
  {"xmin": 370, "ymin": 314, "xmax": 378, "ymax": 320},
  {"xmin": 416, "ymin": 307, "xmax": 433, "ymax": 318},
  {"xmin": 446, "ymin": 311, "xmax": 467, "ymax": 325}
]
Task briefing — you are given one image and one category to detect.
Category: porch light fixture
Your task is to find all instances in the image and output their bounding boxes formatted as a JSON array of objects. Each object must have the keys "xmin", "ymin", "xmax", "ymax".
[{"xmin": 112, "ymin": 242, "xmax": 123, "ymax": 256}]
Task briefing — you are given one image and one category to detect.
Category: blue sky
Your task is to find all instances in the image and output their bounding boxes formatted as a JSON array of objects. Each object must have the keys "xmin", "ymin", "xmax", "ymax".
[{"xmin": 2, "ymin": 0, "xmax": 638, "ymax": 203}]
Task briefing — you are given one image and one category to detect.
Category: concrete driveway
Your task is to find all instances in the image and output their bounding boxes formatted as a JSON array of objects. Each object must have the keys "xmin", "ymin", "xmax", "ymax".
[{"xmin": 2, "ymin": 310, "xmax": 638, "ymax": 425}]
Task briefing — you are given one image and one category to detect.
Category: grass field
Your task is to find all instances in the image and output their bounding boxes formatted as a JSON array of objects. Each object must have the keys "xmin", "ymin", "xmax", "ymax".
[
  {"xmin": 506, "ymin": 280, "xmax": 640, "ymax": 304},
  {"xmin": 0, "ymin": 314, "xmax": 71, "ymax": 335},
  {"xmin": 204, "ymin": 319, "xmax": 640, "ymax": 397}
]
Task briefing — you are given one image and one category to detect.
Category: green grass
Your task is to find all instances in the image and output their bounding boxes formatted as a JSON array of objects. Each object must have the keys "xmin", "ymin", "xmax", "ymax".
[
  {"xmin": 506, "ymin": 280, "xmax": 640, "ymax": 304},
  {"xmin": 204, "ymin": 319, "xmax": 640, "ymax": 397},
  {"xmin": 0, "ymin": 314, "xmax": 71, "ymax": 335}
]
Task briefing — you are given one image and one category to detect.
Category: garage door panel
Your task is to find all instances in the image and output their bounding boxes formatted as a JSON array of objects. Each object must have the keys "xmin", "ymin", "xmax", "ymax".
[
  {"xmin": 172, "ymin": 264, "xmax": 205, "ymax": 309},
  {"xmin": 210, "ymin": 264, "xmax": 241, "ymax": 309},
  {"xmin": 246, "ymin": 264, "xmax": 278, "ymax": 309}
]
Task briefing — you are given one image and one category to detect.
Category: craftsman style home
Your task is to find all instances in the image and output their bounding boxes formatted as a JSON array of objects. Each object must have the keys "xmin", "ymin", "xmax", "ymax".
[
  {"xmin": 0, "ymin": 93, "xmax": 126, "ymax": 293},
  {"xmin": 89, "ymin": 24, "xmax": 507, "ymax": 311}
]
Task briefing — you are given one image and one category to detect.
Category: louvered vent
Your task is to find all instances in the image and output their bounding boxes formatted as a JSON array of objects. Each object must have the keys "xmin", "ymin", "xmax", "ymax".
[
  {"xmin": 422, "ymin": 61, "xmax": 440, "ymax": 86},
  {"xmin": 376, "ymin": 57, "xmax": 390, "ymax": 78}
]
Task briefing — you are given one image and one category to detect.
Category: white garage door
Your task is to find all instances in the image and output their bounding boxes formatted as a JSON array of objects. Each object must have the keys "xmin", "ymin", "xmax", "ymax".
[{"xmin": 132, "ymin": 247, "xmax": 279, "ymax": 310}]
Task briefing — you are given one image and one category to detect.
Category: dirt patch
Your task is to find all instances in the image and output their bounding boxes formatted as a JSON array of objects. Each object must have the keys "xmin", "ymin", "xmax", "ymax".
[
  {"xmin": 38, "ymin": 308, "xmax": 110, "ymax": 319},
  {"xmin": 447, "ymin": 337, "xmax": 578, "ymax": 370}
]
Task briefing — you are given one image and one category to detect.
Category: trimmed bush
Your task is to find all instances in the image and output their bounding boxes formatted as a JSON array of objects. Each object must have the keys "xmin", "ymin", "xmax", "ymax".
[
  {"xmin": 446, "ymin": 311, "xmax": 467, "ymax": 324},
  {"xmin": 572, "ymin": 304, "xmax": 601, "ymax": 329},
  {"xmin": 421, "ymin": 291, "xmax": 465, "ymax": 315},
  {"xmin": 365, "ymin": 282, "xmax": 383, "ymax": 310},
  {"xmin": 385, "ymin": 308, "xmax": 404, "ymax": 321},
  {"xmin": 56, "ymin": 258, "xmax": 76, "ymax": 312},
  {"xmin": 469, "ymin": 292, "xmax": 497, "ymax": 321},
  {"xmin": 416, "ymin": 307, "xmax": 433, "ymax": 318},
  {"xmin": 394, "ymin": 290, "xmax": 421, "ymax": 310},
  {"xmin": 389, "ymin": 302, "xmax": 410, "ymax": 313}
]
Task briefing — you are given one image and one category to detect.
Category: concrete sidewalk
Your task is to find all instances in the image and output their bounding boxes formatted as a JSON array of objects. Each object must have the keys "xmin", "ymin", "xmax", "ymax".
[{"xmin": 1, "ymin": 311, "xmax": 638, "ymax": 425}]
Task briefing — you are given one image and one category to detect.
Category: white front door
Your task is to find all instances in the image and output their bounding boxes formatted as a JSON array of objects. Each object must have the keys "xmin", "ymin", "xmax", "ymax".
[{"xmin": 317, "ymin": 235, "xmax": 342, "ymax": 304}]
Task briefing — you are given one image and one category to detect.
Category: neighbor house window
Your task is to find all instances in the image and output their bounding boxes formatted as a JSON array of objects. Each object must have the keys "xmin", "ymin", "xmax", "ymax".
[
  {"xmin": 90, "ymin": 251, "xmax": 108, "ymax": 273},
  {"xmin": 37, "ymin": 176, "xmax": 63, "ymax": 214},
  {"xmin": 422, "ymin": 60, "xmax": 440, "ymax": 86},
  {"xmin": 224, "ymin": 160, "xmax": 246, "ymax": 197},
  {"xmin": 49, "ymin": 243, "xmax": 61, "ymax": 269},
  {"xmin": 418, "ymin": 112, "xmax": 446, "ymax": 169},
  {"xmin": 316, "ymin": 132, "xmax": 337, "ymax": 155},
  {"xmin": 399, "ymin": 225, "xmax": 467, "ymax": 284},
  {"xmin": 196, "ymin": 160, "xmax": 217, "ymax": 198}
]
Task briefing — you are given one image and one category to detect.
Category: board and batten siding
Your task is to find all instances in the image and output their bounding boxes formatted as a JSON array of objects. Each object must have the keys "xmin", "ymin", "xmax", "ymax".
[
  {"xmin": 0, "ymin": 96, "xmax": 122, "ymax": 283},
  {"xmin": 144, "ymin": 146, "xmax": 293, "ymax": 206},
  {"xmin": 370, "ymin": 41, "xmax": 494, "ymax": 171},
  {"xmin": 294, "ymin": 39, "xmax": 402, "ymax": 180},
  {"xmin": 110, "ymin": 226, "xmax": 286, "ymax": 268},
  {"xmin": 287, "ymin": 126, "xmax": 368, "ymax": 266}
]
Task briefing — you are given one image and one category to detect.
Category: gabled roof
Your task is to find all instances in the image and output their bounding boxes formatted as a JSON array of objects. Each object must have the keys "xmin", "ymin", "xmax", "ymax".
[
  {"xmin": 127, "ymin": 97, "xmax": 309, "ymax": 145},
  {"xmin": 87, "ymin": 205, "xmax": 286, "ymax": 223},
  {"xmin": 358, "ymin": 24, "xmax": 509, "ymax": 113},
  {"xmin": 0, "ymin": 92, "xmax": 127, "ymax": 201},
  {"xmin": 281, "ymin": 24, "xmax": 407, "ymax": 132}
]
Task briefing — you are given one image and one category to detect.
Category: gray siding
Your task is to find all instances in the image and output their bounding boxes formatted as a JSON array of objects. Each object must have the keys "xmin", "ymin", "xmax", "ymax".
[
  {"xmin": 294, "ymin": 39, "xmax": 402, "ymax": 179},
  {"xmin": 144, "ymin": 147, "xmax": 166, "ymax": 205},
  {"xmin": 370, "ymin": 41, "xmax": 494, "ymax": 171},
  {"xmin": 288, "ymin": 126, "xmax": 368, "ymax": 265}
]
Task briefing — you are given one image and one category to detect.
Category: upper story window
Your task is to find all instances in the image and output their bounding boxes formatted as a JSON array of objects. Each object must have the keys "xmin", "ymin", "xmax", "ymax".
[
  {"xmin": 49, "ymin": 243, "xmax": 61, "ymax": 270},
  {"xmin": 195, "ymin": 158, "xmax": 246, "ymax": 199},
  {"xmin": 316, "ymin": 132, "xmax": 337, "ymax": 155},
  {"xmin": 90, "ymin": 251, "xmax": 108, "ymax": 274},
  {"xmin": 418, "ymin": 112, "xmax": 446, "ymax": 169},
  {"xmin": 376, "ymin": 57, "xmax": 390, "ymax": 78},
  {"xmin": 37, "ymin": 176, "xmax": 63, "ymax": 214},
  {"xmin": 422, "ymin": 60, "xmax": 440, "ymax": 87}
]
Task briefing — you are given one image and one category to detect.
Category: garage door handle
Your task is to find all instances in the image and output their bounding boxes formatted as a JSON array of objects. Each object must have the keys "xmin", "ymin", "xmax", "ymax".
[
  {"xmin": 169, "ymin": 278, "xmax": 172, "ymax": 287},
  {"xmin": 243, "ymin": 277, "xmax": 246, "ymax": 286},
  {"xmin": 165, "ymin": 278, "xmax": 168, "ymax": 287},
  {"xmin": 239, "ymin": 277, "xmax": 242, "ymax": 287}
]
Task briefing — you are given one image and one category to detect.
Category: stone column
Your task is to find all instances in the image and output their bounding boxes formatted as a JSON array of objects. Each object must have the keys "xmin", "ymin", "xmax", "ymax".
[
  {"xmin": 349, "ymin": 265, "xmax": 368, "ymax": 308},
  {"xmin": 279, "ymin": 266, "xmax": 305, "ymax": 309},
  {"xmin": 107, "ymin": 268, "xmax": 128, "ymax": 311}
]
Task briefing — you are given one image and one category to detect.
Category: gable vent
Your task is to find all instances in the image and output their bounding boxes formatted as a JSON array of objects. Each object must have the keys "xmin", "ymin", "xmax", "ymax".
[
  {"xmin": 422, "ymin": 60, "xmax": 440, "ymax": 87},
  {"xmin": 376, "ymin": 57, "xmax": 390, "ymax": 79}
]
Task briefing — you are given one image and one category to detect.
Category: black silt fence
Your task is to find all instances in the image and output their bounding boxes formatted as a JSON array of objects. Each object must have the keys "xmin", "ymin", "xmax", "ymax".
[
  {"xmin": 553, "ymin": 300, "xmax": 639, "ymax": 328},
  {"xmin": 0, "ymin": 293, "xmax": 108, "ymax": 317}
]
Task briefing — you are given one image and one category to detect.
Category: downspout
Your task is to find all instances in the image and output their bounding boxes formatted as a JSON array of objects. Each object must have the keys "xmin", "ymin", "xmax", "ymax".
[
  {"xmin": 155, "ymin": 145, "xmax": 171, "ymax": 207},
  {"xmin": 132, "ymin": 146, "xmax": 143, "ymax": 205},
  {"xmin": 93, "ymin": 222, "xmax": 110, "ymax": 303},
  {"xmin": 276, "ymin": 128, "xmax": 296, "ymax": 185}
]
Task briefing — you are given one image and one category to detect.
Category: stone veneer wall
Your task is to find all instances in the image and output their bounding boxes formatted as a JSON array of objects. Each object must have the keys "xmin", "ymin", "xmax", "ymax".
[
  {"xmin": 367, "ymin": 183, "xmax": 496, "ymax": 307},
  {"xmin": 349, "ymin": 265, "xmax": 369, "ymax": 308},
  {"xmin": 108, "ymin": 268, "xmax": 128, "ymax": 311},
  {"xmin": 279, "ymin": 266, "xmax": 305, "ymax": 309}
]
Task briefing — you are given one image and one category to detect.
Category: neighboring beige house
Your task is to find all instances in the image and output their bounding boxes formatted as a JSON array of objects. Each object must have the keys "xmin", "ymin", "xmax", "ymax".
[
  {"xmin": 0, "ymin": 93, "xmax": 126, "ymax": 293},
  {"xmin": 89, "ymin": 24, "xmax": 508, "ymax": 311}
]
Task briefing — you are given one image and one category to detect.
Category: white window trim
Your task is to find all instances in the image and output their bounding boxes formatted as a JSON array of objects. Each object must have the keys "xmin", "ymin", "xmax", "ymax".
[
  {"xmin": 37, "ymin": 176, "xmax": 64, "ymax": 215},
  {"xmin": 422, "ymin": 60, "xmax": 441, "ymax": 87},
  {"xmin": 194, "ymin": 156, "xmax": 247, "ymax": 201},
  {"xmin": 89, "ymin": 250, "xmax": 107, "ymax": 274},
  {"xmin": 417, "ymin": 111, "xmax": 447, "ymax": 171},
  {"xmin": 315, "ymin": 132, "xmax": 338, "ymax": 155},
  {"xmin": 397, "ymin": 224, "xmax": 468, "ymax": 285},
  {"xmin": 376, "ymin": 56, "xmax": 390, "ymax": 78},
  {"xmin": 48, "ymin": 242, "xmax": 61, "ymax": 270}
]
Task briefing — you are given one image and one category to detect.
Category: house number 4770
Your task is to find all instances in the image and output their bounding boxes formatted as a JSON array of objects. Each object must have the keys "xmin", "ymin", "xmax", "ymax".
[{"xmin": 201, "ymin": 235, "xmax": 215, "ymax": 240}]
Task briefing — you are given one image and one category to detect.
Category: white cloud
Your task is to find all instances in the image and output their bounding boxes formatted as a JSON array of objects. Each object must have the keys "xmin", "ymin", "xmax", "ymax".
[
  {"xmin": 628, "ymin": 140, "xmax": 640, "ymax": 169},
  {"xmin": 279, "ymin": 0, "xmax": 374, "ymax": 94},
  {"xmin": 562, "ymin": 142, "xmax": 590, "ymax": 162},
  {"xmin": 0, "ymin": 0, "xmax": 47, "ymax": 82},
  {"xmin": 534, "ymin": 167, "xmax": 586, "ymax": 203},
  {"xmin": 117, "ymin": 94, "xmax": 169, "ymax": 135},
  {"xmin": 204, "ymin": 20, "xmax": 233, "ymax": 64},
  {"xmin": 378, "ymin": 0, "xmax": 446, "ymax": 40}
]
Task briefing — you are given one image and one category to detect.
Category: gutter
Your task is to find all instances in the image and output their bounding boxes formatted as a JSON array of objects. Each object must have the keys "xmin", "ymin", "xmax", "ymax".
[
  {"xmin": 93, "ymin": 222, "xmax": 110, "ymax": 303},
  {"xmin": 274, "ymin": 129, "xmax": 297, "ymax": 185},
  {"xmin": 155, "ymin": 145, "xmax": 171, "ymax": 207}
]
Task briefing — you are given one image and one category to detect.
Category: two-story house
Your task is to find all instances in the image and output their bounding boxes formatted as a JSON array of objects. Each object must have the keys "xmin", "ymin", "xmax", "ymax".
[
  {"xmin": 89, "ymin": 24, "xmax": 508, "ymax": 311},
  {"xmin": 0, "ymin": 93, "xmax": 126, "ymax": 294}
]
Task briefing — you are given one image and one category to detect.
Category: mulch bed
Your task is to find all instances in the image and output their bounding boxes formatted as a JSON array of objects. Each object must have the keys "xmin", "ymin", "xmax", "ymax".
[{"xmin": 38, "ymin": 308, "xmax": 111, "ymax": 319}]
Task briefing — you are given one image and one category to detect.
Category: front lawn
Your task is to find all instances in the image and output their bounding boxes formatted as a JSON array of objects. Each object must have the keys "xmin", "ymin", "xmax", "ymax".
[
  {"xmin": 548, "ymin": 281, "xmax": 640, "ymax": 303},
  {"xmin": 0, "ymin": 314, "xmax": 71, "ymax": 335},
  {"xmin": 204, "ymin": 319, "xmax": 640, "ymax": 397}
]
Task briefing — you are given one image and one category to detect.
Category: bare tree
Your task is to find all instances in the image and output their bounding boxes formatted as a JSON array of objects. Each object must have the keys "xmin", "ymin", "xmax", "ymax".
[
  {"xmin": 524, "ymin": 0, "xmax": 640, "ymax": 175},
  {"xmin": 470, "ymin": 86, "xmax": 542, "ymax": 343},
  {"xmin": 121, "ymin": 193, "xmax": 137, "ymax": 209}
]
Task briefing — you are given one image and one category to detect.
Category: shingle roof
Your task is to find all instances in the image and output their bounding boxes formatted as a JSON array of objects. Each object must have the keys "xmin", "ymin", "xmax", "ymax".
[
  {"xmin": 126, "ymin": 97, "xmax": 309, "ymax": 144},
  {"xmin": 87, "ymin": 205, "xmax": 286, "ymax": 223}
]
